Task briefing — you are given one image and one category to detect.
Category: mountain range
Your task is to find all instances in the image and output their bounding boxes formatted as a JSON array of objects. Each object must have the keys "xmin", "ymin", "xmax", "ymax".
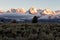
[{"xmin": 0, "ymin": 7, "xmax": 60, "ymax": 23}]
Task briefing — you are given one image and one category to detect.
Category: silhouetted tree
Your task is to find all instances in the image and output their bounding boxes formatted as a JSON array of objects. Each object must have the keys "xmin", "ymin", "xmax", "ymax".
[
  {"xmin": 11, "ymin": 20, "xmax": 17, "ymax": 23},
  {"xmin": 32, "ymin": 16, "xmax": 38, "ymax": 23},
  {"xmin": 0, "ymin": 19, "xmax": 4, "ymax": 23}
]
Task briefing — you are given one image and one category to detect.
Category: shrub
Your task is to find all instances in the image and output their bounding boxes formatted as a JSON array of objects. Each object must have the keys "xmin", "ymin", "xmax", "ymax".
[{"xmin": 11, "ymin": 20, "xmax": 17, "ymax": 23}]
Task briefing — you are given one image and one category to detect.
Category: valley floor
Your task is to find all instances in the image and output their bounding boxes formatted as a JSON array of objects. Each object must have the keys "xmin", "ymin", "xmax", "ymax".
[{"xmin": 0, "ymin": 23, "xmax": 60, "ymax": 40}]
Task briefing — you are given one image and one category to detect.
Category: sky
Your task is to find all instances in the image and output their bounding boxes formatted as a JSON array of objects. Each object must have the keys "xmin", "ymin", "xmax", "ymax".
[{"xmin": 0, "ymin": 0, "xmax": 60, "ymax": 11}]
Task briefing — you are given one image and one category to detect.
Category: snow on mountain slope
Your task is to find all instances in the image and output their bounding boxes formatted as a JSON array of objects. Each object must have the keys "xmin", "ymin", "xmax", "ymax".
[
  {"xmin": 29, "ymin": 7, "xmax": 37, "ymax": 14},
  {"xmin": 16, "ymin": 8, "xmax": 26, "ymax": 14},
  {"xmin": 0, "ymin": 7, "xmax": 60, "ymax": 21},
  {"xmin": 43, "ymin": 8, "xmax": 55, "ymax": 15},
  {"xmin": 55, "ymin": 10, "xmax": 60, "ymax": 13}
]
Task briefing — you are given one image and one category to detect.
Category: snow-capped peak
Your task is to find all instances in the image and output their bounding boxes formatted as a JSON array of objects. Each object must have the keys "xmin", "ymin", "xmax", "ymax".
[
  {"xmin": 29, "ymin": 7, "xmax": 37, "ymax": 14},
  {"xmin": 7, "ymin": 8, "xmax": 17, "ymax": 13},
  {"xmin": 43, "ymin": 8, "xmax": 55, "ymax": 15},
  {"xmin": 0, "ymin": 9, "xmax": 4, "ymax": 13},
  {"xmin": 16, "ymin": 8, "xmax": 26, "ymax": 14}
]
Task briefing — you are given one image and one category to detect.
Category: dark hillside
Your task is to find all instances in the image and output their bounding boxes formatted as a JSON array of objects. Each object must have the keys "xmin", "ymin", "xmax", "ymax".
[{"xmin": 0, "ymin": 23, "xmax": 60, "ymax": 40}]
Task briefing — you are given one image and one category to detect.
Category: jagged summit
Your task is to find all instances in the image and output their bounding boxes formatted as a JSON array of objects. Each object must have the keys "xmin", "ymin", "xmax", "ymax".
[
  {"xmin": 29, "ymin": 7, "xmax": 37, "ymax": 14},
  {"xmin": 43, "ymin": 8, "xmax": 55, "ymax": 15},
  {"xmin": 0, "ymin": 7, "xmax": 60, "ymax": 19},
  {"xmin": 0, "ymin": 9, "xmax": 4, "ymax": 13},
  {"xmin": 16, "ymin": 8, "xmax": 26, "ymax": 14},
  {"xmin": 6, "ymin": 8, "xmax": 16, "ymax": 13},
  {"xmin": 0, "ymin": 7, "xmax": 57, "ymax": 15}
]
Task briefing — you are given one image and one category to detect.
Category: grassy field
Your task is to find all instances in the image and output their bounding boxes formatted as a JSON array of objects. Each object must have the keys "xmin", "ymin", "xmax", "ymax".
[{"xmin": 0, "ymin": 23, "xmax": 60, "ymax": 40}]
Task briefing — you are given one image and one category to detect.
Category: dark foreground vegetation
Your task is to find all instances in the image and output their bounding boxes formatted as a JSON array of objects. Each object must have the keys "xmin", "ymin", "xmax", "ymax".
[{"xmin": 0, "ymin": 23, "xmax": 60, "ymax": 40}]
